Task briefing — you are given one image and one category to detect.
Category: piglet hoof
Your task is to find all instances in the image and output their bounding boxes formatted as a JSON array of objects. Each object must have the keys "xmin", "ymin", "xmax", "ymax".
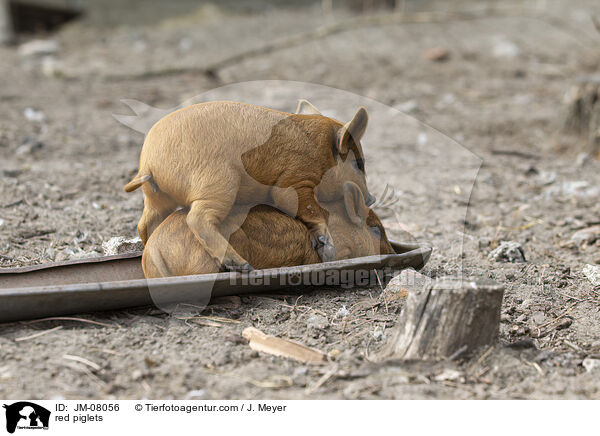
[
  {"xmin": 313, "ymin": 234, "xmax": 335, "ymax": 262},
  {"xmin": 223, "ymin": 261, "xmax": 254, "ymax": 273}
]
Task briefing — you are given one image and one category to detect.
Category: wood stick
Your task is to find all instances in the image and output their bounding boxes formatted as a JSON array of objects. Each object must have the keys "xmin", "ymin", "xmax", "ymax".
[{"xmin": 242, "ymin": 327, "xmax": 326, "ymax": 363}]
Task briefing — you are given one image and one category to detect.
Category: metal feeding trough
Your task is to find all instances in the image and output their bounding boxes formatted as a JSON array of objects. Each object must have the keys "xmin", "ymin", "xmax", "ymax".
[{"xmin": 0, "ymin": 241, "xmax": 431, "ymax": 323}]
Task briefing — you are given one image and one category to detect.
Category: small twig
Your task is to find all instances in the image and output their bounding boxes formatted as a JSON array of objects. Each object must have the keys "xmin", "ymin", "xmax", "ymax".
[
  {"xmin": 563, "ymin": 340, "xmax": 581, "ymax": 352},
  {"xmin": 490, "ymin": 148, "xmax": 540, "ymax": 159},
  {"xmin": 21, "ymin": 317, "xmax": 117, "ymax": 328},
  {"xmin": 63, "ymin": 354, "xmax": 101, "ymax": 371},
  {"xmin": 374, "ymin": 270, "xmax": 388, "ymax": 313},
  {"xmin": 558, "ymin": 293, "xmax": 585, "ymax": 302},
  {"xmin": 89, "ymin": 347, "xmax": 122, "ymax": 356},
  {"xmin": 191, "ymin": 320, "xmax": 222, "ymax": 328},
  {"xmin": 176, "ymin": 315, "xmax": 240, "ymax": 324},
  {"xmin": 448, "ymin": 345, "xmax": 468, "ymax": 361},
  {"xmin": 535, "ymin": 302, "xmax": 578, "ymax": 330},
  {"xmin": 305, "ymin": 365, "xmax": 338, "ymax": 395},
  {"xmin": 524, "ymin": 360, "xmax": 545, "ymax": 376},
  {"xmin": 469, "ymin": 345, "xmax": 494, "ymax": 374},
  {"xmin": 62, "ymin": 362, "xmax": 106, "ymax": 387},
  {"xmin": 14, "ymin": 326, "xmax": 62, "ymax": 342}
]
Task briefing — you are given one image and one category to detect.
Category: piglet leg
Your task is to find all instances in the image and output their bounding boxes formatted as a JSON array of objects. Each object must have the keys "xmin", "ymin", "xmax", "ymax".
[
  {"xmin": 137, "ymin": 185, "xmax": 178, "ymax": 245},
  {"xmin": 186, "ymin": 198, "xmax": 253, "ymax": 272}
]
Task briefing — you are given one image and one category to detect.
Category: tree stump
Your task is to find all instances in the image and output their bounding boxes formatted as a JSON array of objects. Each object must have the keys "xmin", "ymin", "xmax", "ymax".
[
  {"xmin": 562, "ymin": 76, "xmax": 600, "ymax": 160},
  {"xmin": 378, "ymin": 278, "xmax": 504, "ymax": 360}
]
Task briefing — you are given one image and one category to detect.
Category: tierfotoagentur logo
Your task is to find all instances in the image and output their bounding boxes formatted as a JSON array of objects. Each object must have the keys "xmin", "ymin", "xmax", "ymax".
[{"xmin": 2, "ymin": 402, "xmax": 50, "ymax": 434}]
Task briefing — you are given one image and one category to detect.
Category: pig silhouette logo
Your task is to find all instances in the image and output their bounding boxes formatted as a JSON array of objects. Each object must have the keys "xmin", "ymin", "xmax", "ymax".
[{"xmin": 2, "ymin": 402, "xmax": 50, "ymax": 433}]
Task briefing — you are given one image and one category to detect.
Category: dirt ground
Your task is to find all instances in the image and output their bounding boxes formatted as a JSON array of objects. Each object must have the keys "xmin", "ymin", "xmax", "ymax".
[{"xmin": 1, "ymin": 0, "xmax": 600, "ymax": 399}]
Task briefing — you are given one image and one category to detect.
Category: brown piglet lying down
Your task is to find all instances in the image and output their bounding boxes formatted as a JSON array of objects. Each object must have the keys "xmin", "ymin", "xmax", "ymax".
[
  {"xmin": 125, "ymin": 100, "xmax": 374, "ymax": 272},
  {"xmin": 142, "ymin": 182, "xmax": 394, "ymax": 278}
]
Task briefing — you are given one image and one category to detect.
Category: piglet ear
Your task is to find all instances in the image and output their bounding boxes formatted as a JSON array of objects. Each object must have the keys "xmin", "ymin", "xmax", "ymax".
[
  {"xmin": 337, "ymin": 106, "xmax": 368, "ymax": 155},
  {"xmin": 343, "ymin": 181, "xmax": 368, "ymax": 227},
  {"xmin": 295, "ymin": 99, "xmax": 322, "ymax": 115}
]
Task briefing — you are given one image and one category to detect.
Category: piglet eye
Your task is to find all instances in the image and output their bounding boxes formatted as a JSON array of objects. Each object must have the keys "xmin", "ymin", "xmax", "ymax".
[
  {"xmin": 353, "ymin": 158, "xmax": 365, "ymax": 172},
  {"xmin": 369, "ymin": 225, "xmax": 381, "ymax": 237}
]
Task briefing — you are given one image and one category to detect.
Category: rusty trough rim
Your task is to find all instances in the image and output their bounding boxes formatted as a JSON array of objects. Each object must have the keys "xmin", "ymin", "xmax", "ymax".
[
  {"xmin": 0, "ymin": 241, "xmax": 432, "ymax": 323},
  {"xmin": 0, "ymin": 250, "xmax": 142, "ymax": 274}
]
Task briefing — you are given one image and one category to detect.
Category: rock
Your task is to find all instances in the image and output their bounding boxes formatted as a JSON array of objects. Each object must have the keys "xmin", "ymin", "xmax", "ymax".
[
  {"xmin": 582, "ymin": 357, "xmax": 600, "ymax": 372},
  {"xmin": 102, "ymin": 236, "xmax": 144, "ymax": 256},
  {"xmin": 23, "ymin": 108, "xmax": 45, "ymax": 123},
  {"xmin": 394, "ymin": 99, "xmax": 418, "ymax": 113},
  {"xmin": 570, "ymin": 225, "xmax": 600, "ymax": 246},
  {"xmin": 185, "ymin": 389, "xmax": 206, "ymax": 400},
  {"xmin": 433, "ymin": 369, "xmax": 463, "ymax": 382},
  {"xmin": 335, "ymin": 305, "xmax": 349, "ymax": 318},
  {"xmin": 306, "ymin": 314, "xmax": 328, "ymax": 329},
  {"xmin": 371, "ymin": 326, "xmax": 386, "ymax": 341},
  {"xmin": 18, "ymin": 39, "xmax": 59, "ymax": 57},
  {"xmin": 535, "ymin": 171, "xmax": 556, "ymax": 186},
  {"xmin": 41, "ymin": 56, "xmax": 62, "ymax": 77},
  {"xmin": 422, "ymin": 47, "xmax": 450, "ymax": 62},
  {"xmin": 544, "ymin": 181, "xmax": 600, "ymax": 199},
  {"xmin": 491, "ymin": 36, "xmax": 520, "ymax": 58},
  {"xmin": 16, "ymin": 137, "xmax": 44, "ymax": 155},
  {"xmin": 555, "ymin": 318, "xmax": 572, "ymax": 330},
  {"xmin": 583, "ymin": 264, "xmax": 600, "ymax": 286},
  {"xmin": 384, "ymin": 268, "xmax": 433, "ymax": 296},
  {"xmin": 534, "ymin": 350, "xmax": 554, "ymax": 362},
  {"xmin": 0, "ymin": 218, "xmax": 4, "ymax": 228},
  {"xmin": 531, "ymin": 311, "xmax": 546, "ymax": 324},
  {"xmin": 488, "ymin": 241, "xmax": 526, "ymax": 263}
]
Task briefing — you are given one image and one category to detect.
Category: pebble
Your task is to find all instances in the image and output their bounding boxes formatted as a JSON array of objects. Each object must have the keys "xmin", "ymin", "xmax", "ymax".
[
  {"xmin": 583, "ymin": 264, "xmax": 600, "ymax": 287},
  {"xmin": 185, "ymin": 389, "xmax": 206, "ymax": 400},
  {"xmin": 433, "ymin": 369, "xmax": 463, "ymax": 382},
  {"xmin": 23, "ymin": 108, "xmax": 45, "ymax": 123},
  {"xmin": 16, "ymin": 137, "xmax": 44, "ymax": 155},
  {"xmin": 18, "ymin": 39, "xmax": 59, "ymax": 57},
  {"xmin": 488, "ymin": 241, "xmax": 526, "ymax": 263},
  {"xmin": 335, "ymin": 305, "xmax": 349, "ymax": 318},
  {"xmin": 385, "ymin": 268, "xmax": 432, "ymax": 295},
  {"xmin": 102, "ymin": 236, "xmax": 144, "ymax": 256},
  {"xmin": 422, "ymin": 47, "xmax": 450, "ymax": 62},
  {"xmin": 491, "ymin": 36, "xmax": 520, "ymax": 58},
  {"xmin": 555, "ymin": 318, "xmax": 572, "ymax": 330},
  {"xmin": 306, "ymin": 314, "xmax": 328, "ymax": 330},
  {"xmin": 544, "ymin": 181, "xmax": 600, "ymax": 199},
  {"xmin": 371, "ymin": 327, "xmax": 386, "ymax": 341},
  {"xmin": 531, "ymin": 311, "xmax": 546, "ymax": 324},
  {"xmin": 582, "ymin": 357, "xmax": 600, "ymax": 372},
  {"xmin": 570, "ymin": 226, "xmax": 600, "ymax": 246},
  {"xmin": 394, "ymin": 99, "xmax": 418, "ymax": 113}
]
